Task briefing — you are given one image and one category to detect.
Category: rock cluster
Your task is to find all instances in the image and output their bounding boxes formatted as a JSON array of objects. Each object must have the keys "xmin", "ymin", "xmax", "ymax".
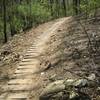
[
  {"xmin": 0, "ymin": 48, "xmax": 20, "ymax": 65},
  {"xmin": 39, "ymin": 78, "xmax": 92, "ymax": 100}
]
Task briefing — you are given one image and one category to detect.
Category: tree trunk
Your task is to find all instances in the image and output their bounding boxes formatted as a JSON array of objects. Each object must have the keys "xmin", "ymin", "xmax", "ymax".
[
  {"xmin": 73, "ymin": 0, "xmax": 80, "ymax": 15},
  {"xmin": 3, "ymin": 0, "xmax": 7, "ymax": 43},
  {"xmin": 50, "ymin": 0, "xmax": 54, "ymax": 16},
  {"xmin": 63, "ymin": 0, "xmax": 67, "ymax": 16}
]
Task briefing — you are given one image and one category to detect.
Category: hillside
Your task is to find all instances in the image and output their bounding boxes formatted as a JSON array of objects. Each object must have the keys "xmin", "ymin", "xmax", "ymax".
[
  {"xmin": 36, "ymin": 17, "xmax": 100, "ymax": 100},
  {"xmin": 0, "ymin": 17, "xmax": 100, "ymax": 100}
]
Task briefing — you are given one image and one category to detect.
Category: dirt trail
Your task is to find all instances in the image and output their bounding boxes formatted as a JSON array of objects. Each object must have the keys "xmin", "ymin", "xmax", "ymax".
[{"xmin": 0, "ymin": 17, "xmax": 68, "ymax": 100}]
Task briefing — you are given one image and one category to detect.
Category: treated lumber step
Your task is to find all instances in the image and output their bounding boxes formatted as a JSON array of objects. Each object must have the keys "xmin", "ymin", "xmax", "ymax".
[
  {"xmin": 15, "ymin": 69, "xmax": 35, "ymax": 74},
  {"xmin": 7, "ymin": 92, "xmax": 28, "ymax": 99},
  {"xmin": 4, "ymin": 84, "xmax": 35, "ymax": 91},
  {"xmin": 8, "ymin": 79, "xmax": 33, "ymax": 85}
]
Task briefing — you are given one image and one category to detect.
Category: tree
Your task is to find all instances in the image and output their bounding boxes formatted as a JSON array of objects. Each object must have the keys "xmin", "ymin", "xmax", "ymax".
[
  {"xmin": 73, "ymin": 0, "xmax": 80, "ymax": 15},
  {"xmin": 62, "ymin": 0, "xmax": 67, "ymax": 16},
  {"xmin": 3, "ymin": 0, "xmax": 7, "ymax": 43},
  {"xmin": 49, "ymin": 0, "xmax": 54, "ymax": 16}
]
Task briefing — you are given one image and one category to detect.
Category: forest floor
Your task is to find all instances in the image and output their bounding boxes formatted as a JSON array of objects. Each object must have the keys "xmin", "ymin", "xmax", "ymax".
[{"xmin": 0, "ymin": 16, "xmax": 100, "ymax": 100}]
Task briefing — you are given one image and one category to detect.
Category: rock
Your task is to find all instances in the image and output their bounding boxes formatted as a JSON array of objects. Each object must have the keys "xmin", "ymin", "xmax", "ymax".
[
  {"xmin": 64, "ymin": 79, "xmax": 74, "ymax": 87},
  {"xmin": 52, "ymin": 92, "xmax": 63, "ymax": 98},
  {"xmin": 96, "ymin": 96, "xmax": 100, "ymax": 100},
  {"xmin": 87, "ymin": 73, "xmax": 96, "ymax": 81},
  {"xmin": 3, "ymin": 56, "xmax": 12, "ymax": 63},
  {"xmin": 51, "ymin": 58, "xmax": 61, "ymax": 67},
  {"xmin": 41, "ymin": 72, "xmax": 45, "ymax": 76},
  {"xmin": 69, "ymin": 91, "xmax": 79, "ymax": 99},
  {"xmin": 52, "ymin": 91, "xmax": 69, "ymax": 100},
  {"xmin": 41, "ymin": 60, "xmax": 51, "ymax": 71},
  {"xmin": 49, "ymin": 74, "xmax": 56, "ymax": 81},
  {"xmin": 1, "ymin": 50, "xmax": 10, "ymax": 56},
  {"xmin": 12, "ymin": 53, "xmax": 20, "ymax": 62},
  {"xmin": 64, "ymin": 79, "xmax": 88, "ymax": 88},
  {"xmin": 73, "ymin": 79, "xmax": 88, "ymax": 88},
  {"xmin": 72, "ymin": 48, "xmax": 81, "ymax": 59},
  {"xmin": 1, "ymin": 46, "xmax": 11, "ymax": 56},
  {"xmin": 97, "ymin": 87, "xmax": 100, "ymax": 93},
  {"xmin": 40, "ymin": 80, "xmax": 65, "ymax": 99}
]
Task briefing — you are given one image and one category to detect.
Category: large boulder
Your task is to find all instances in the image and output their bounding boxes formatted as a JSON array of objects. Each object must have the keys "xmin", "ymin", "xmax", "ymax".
[
  {"xmin": 40, "ymin": 80, "xmax": 65, "ymax": 100},
  {"xmin": 39, "ymin": 78, "xmax": 90, "ymax": 100},
  {"xmin": 64, "ymin": 79, "xmax": 74, "ymax": 87},
  {"xmin": 73, "ymin": 79, "xmax": 88, "ymax": 88},
  {"xmin": 64, "ymin": 79, "xmax": 88, "ymax": 88}
]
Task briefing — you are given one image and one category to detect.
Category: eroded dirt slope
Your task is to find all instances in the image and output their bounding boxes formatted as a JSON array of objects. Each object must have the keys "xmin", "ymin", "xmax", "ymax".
[{"xmin": 30, "ymin": 17, "xmax": 100, "ymax": 100}]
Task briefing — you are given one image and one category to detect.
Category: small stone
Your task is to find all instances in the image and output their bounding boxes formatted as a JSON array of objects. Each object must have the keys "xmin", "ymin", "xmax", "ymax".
[
  {"xmin": 64, "ymin": 79, "xmax": 74, "ymax": 86},
  {"xmin": 97, "ymin": 87, "xmax": 100, "ymax": 92},
  {"xmin": 96, "ymin": 96, "xmax": 100, "ymax": 100},
  {"xmin": 84, "ymin": 55, "xmax": 87, "ymax": 58},
  {"xmin": 49, "ymin": 74, "xmax": 56, "ymax": 81},
  {"xmin": 41, "ymin": 72, "xmax": 45, "ymax": 76},
  {"xmin": 87, "ymin": 73, "xmax": 96, "ymax": 81},
  {"xmin": 69, "ymin": 91, "xmax": 79, "ymax": 99},
  {"xmin": 73, "ymin": 79, "xmax": 88, "ymax": 88},
  {"xmin": 1, "ymin": 50, "xmax": 11, "ymax": 56},
  {"xmin": 52, "ymin": 92, "xmax": 63, "ymax": 98},
  {"xmin": 72, "ymin": 49, "xmax": 81, "ymax": 59}
]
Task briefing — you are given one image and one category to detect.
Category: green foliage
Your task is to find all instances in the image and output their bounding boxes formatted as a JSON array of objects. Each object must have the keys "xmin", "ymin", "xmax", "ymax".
[
  {"xmin": 0, "ymin": 0, "xmax": 100, "ymax": 43},
  {"xmin": 31, "ymin": 3, "xmax": 51, "ymax": 24},
  {"xmin": 80, "ymin": 0, "xmax": 100, "ymax": 17},
  {"xmin": 12, "ymin": 16, "xmax": 23, "ymax": 32}
]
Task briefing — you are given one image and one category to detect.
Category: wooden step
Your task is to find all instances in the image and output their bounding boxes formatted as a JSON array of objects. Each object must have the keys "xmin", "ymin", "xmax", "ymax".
[
  {"xmin": 28, "ymin": 47, "xmax": 37, "ymax": 49},
  {"xmin": 18, "ymin": 63, "xmax": 36, "ymax": 66},
  {"xmin": 26, "ymin": 50, "xmax": 38, "ymax": 53},
  {"xmin": 7, "ymin": 92, "xmax": 28, "ymax": 99},
  {"xmin": 8, "ymin": 79, "xmax": 33, "ymax": 85},
  {"xmin": 25, "ymin": 52, "xmax": 39, "ymax": 55},
  {"xmin": 4, "ymin": 84, "xmax": 35, "ymax": 91},
  {"xmin": 15, "ymin": 69, "xmax": 35, "ymax": 74},
  {"xmin": 27, "ymin": 50, "xmax": 38, "ymax": 52},
  {"xmin": 23, "ymin": 56, "xmax": 38, "ymax": 59},
  {"xmin": 25, "ymin": 53, "xmax": 38, "ymax": 57},
  {"xmin": 12, "ymin": 73, "xmax": 34, "ymax": 78},
  {"xmin": 28, "ymin": 48, "xmax": 37, "ymax": 50},
  {"xmin": 17, "ymin": 66, "xmax": 37, "ymax": 69},
  {"xmin": 24, "ymin": 55, "xmax": 39, "ymax": 58},
  {"xmin": 15, "ymin": 69, "xmax": 34, "ymax": 73},
  {"xmin": 19, "ymin": 61, "xmax": 38, "ymax": 66},
  {"xmin": 11, "ymin": 75, "xmax": 33, "ymax": 79},
  {"xmin": 22, "ymin": 59, "xmax": 38, "ymax": 62},
  {"xmin": 28, "ymin": 47, "xmax": 37, "ymax": 50}
]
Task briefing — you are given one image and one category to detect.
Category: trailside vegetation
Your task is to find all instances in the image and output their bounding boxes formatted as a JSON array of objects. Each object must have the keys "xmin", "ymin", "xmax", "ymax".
[{"xmin": 0, "ymin": 0, "xmax": 100, "ymax": 43}]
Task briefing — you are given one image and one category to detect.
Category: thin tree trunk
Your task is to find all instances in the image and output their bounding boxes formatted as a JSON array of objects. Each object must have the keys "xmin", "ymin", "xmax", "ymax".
[
  {"xmin": 50, "ymin": 0, "xmax": 53, "ymax": 17},
  {"xmin": 3, "ymin": 0, "xmax": 7, "ymax": 43},
  {"xmin": 63, "ymin": 0, "xmax": 67, "ymax": 16}
]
